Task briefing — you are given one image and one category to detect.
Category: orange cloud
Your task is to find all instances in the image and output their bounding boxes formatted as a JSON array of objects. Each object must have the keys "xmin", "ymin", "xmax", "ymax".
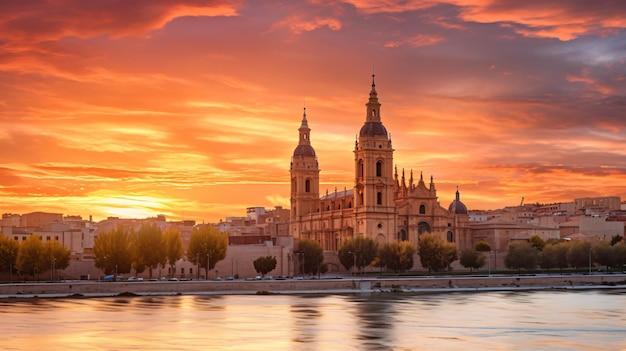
[
  {"xmin": 273, "ymin": 15, "xmax": 342, "ymax": 34},
  {"xmin": 384, "ymin": 34, "xmax": 444, "ymax": 48}
]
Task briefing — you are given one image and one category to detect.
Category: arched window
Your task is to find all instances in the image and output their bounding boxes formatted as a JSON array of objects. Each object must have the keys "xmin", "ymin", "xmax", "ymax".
[
  {"xmin": 348, "ymin": 201, "xmax": 352, "ymax": 208},
  {"xmin": 359, "ymin": 160, "xmax": 364, "ymax": 178},
  {"xmin": 419, "ymin": 204, "xmax": 426, "ymax": 214},
  {"xmin": 447, "ymin": 231, "xmax": 454, "ymax": 243},
  {"xmin": 399, "ymin": 229, "xmax": 407, "ymax": 241},
  {"xmin": 376, "ymin": 161, "xmax": 382, "ymax": 177},
  {"xmin": 377, "ymin": 192, "xmax": 382, "ymax": 205},
  {"xmin": 305, "ymin": 179, "xmax": 311, "ymax": 193},
  {"xmin": 418, "ymin": 222, "xmax": 431, "ymax": 235}
]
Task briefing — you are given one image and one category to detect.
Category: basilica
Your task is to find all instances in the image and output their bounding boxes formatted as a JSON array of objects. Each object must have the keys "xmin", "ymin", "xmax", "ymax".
[{"xmin": 289, "ymin": 76, "xmax": 472, "ymax": 252}]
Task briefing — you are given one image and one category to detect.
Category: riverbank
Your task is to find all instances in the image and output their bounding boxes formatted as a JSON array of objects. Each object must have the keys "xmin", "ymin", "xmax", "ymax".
[{"xmin": 1, "ymin": 274, "xmax": 625, "ymax": 299}]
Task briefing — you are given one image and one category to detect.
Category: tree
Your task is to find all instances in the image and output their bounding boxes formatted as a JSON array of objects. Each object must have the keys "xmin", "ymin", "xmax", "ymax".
[
  {"xmin": 187, "ymin": 225, "xmax": 228, "ymax": 279},
  {"xmin": 0, "ymin": 235, "xmax": 19, "ymax": 274},
  {"xmin": 539, "ymin": 242, "xmax": 567, "ymax": 272},
  {"xmin": 253, "ymin": 256, "xmax": 277, "ymax": 276},
  {"xmin": 378, "ymin": 241, "xmax": 416, "ymax": 273},
  {"xmin": 45, "ymin": 239, "xmax": 71, "ymax": 279},
  {"xmin": 610, "ymin": 235, "xmax": 623, "ymax": 246},
  {"xmin": 338, "ymin": 236, "xmax": 378, "ymax": 273},
  {"xmin": 16, "ymin": 235, "xmax": 47, "ymax": 279},
  {"xmin": 459, "ymin": 249, "xmax": 485, "ymax": 273},
  {"xmin": 474, "ymin": 240, "xmax": 492, "ymax": 252},
  {"xmin": 418, "ymin": 233, "xmax": 457, "ymax": 273},
  {"xmin": 296, "ymin": 239, "xmax": 324, "ymax": 275},
  {"xmin": 504, "ymin": 241, "xmax": 538, "ymax": 273},
  {"xmin": 529, "ymin": 235, "xmax": 546, "ymax": 251},
  {"xmin": 164, "ymin": 227, "xmax": 184, "ymax": 278},
  {"xmin": 567, "ymin": 240, "xmax": 591, "ymax": 269},
  {"xmin": 132, "ymin": 223, "xmax": 166, "ymax": 279},
  {"xmin": 93, "ymin": 227, "xmax": 133, "ymax": 277}
]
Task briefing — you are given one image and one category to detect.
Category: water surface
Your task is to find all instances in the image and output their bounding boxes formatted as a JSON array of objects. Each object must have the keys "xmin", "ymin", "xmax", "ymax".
[{"xmin": 1, "ymin": 289, "xmax": 625, "ymax": 350}]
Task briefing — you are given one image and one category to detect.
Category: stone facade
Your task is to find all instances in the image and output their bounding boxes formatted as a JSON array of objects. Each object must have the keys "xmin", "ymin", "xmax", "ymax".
[{"xmin": 289, "ymin": 76, "xmax": 470, "ymax": 252}]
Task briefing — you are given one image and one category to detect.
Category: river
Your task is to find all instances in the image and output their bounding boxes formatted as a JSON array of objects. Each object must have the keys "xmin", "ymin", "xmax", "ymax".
[{"xmin": 1, "ymin": 289, "xmax": 624, "ymax": 350}]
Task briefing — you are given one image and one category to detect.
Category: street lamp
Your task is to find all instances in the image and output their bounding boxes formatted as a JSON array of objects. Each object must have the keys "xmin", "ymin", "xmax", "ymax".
[
  {"xmin": 348, "ymin": 251, "xmax": 356, "ymax": 276},
  {"xmin": 488, "ymin": 251, "xmax": 492, "ymax": 276},
  {"xmin": 207, "ymin": 253, "xmax": 210, "ymax": 280}
]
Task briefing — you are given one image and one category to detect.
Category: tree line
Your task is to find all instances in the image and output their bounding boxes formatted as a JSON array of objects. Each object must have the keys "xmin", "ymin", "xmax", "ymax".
[
  {"xmin": 290, "ymin": 234, "xmax": 626, "ymax": 276},
  {"xmin": 0, "ymin": 234, "xmax": 71, "ymax": 280},
  {"xmin": 93, "ymin": 223, "xmax": 228, "ymax": 280}
]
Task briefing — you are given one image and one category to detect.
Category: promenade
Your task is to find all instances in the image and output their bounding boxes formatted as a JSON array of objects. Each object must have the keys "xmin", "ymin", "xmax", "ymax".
[{"xmin": 1, "ymin": 274, "xmax": 625, "ymax": 298}]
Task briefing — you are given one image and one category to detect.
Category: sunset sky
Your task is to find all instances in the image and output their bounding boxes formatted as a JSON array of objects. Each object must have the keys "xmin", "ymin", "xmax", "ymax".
[{"xmin": 1, "ymin": 1, "xmax": 625, "ymax": 222}]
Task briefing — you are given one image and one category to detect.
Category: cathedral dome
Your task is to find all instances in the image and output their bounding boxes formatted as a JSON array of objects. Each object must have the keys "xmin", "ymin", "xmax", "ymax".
[
  {"xmin": 293, "ymin": 144, "xmax": 316, "ymax": 157},
  {"xmin": 359, "ymin": 122, "xmax": 388, "ymax": 137},
  {"xmin": 448, "ymin": 187, "xmax": 468, "ymax": 214}
]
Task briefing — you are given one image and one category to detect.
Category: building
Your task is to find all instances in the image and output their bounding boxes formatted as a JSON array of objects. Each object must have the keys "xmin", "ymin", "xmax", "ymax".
[{"xmin": 289, "ymin": 76, "xmax": 470, "ymax": 252}]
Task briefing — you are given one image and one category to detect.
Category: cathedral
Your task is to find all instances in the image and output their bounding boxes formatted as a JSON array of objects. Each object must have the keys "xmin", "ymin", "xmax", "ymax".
[{"xmin": 289, "ymin": 76, "xmax": 471, "ymax": 253}]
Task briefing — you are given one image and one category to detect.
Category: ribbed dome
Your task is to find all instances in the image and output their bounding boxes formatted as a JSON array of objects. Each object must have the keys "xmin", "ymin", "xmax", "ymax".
[
  {"xmin": 448, "ymin": 187, "xmax": 468, "ymax": 214},
  {"xmin": 359, "ymin": 122, "xmax": 388, "ymax": 137},
  {"xmin": 448, "ymin": 200, "xmax": 468, "ymax": 214},
  {"xmin": 293, "ymin": 144, "xmax": 316, "ymax": 157}
]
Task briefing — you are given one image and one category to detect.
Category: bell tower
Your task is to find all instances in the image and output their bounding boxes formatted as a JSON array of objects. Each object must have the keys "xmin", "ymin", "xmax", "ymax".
[
  {"xmin": 354, "ymin": 75, "xmax": 396, "ymax": 243},
  {"xmin": 290, "ymin": 108, "xmax": 320, "ymax": 237}
]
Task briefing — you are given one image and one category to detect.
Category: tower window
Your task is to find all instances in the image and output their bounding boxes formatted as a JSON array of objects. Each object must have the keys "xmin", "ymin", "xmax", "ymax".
[
  {"xmin": 376, "ymin": 161, "xmax": 382, "ymax": 177},
  {"xmin": 305, "ymin": 179, "xmax": 311, "ymax": 193},
  {"xmin": 359, "ymin": 160, "xmax": 364, "ymax": 178},
  {"xmin": 419, "ymin": 204, "xmax": 426, "ymax": 214},
  {"xmin": 372, "ymin": 110, "xmax": 376, "ymax": 117},
  {"xmin": 377, "ymin": 192, "xmax": 382, "ymax": 205}
]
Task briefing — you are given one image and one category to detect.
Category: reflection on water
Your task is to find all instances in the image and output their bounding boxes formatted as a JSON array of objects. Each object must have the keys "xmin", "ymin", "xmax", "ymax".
[{"xmin": 1, "ymin": 290, "xmax": 625, "ymax": 350}]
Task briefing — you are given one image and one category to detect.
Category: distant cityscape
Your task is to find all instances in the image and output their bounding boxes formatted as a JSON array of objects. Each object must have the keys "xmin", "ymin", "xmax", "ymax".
[{"xmin": 1, "ymin": 194, "xmax": 624, "ymax": 280}]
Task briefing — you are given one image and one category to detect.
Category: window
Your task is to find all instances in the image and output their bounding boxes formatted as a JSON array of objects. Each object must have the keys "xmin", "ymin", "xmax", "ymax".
[
  {"xmin": 305, "ymin": 179, "xmax": 311, "ymax": 193},
  {"xmin": 376, "ymin": 161, "xmax": 382, "ymax": 177},
  {"xmin": 46, "ymin": 236, "xmax": 51, "ymax": 241},
  {"xmin": 377, "ymin": 192, "xmax": 382, "ymax": 205},
  {"xmin": 181, "ymin": 268, "xmax": 185, "ymax": 274},
  {"xmin": 419, "ymin": 204, "xmax": 426, "ymax": 214},
  {"xmin": 447, "ymin": 231, "xmax": 454, "ymax": 243},
  {"xmin": 359, "ymin": 160, "xmax": 364, "ymax": 177},
  {"xmin": 190, "ymin": 268, "xmax": 193, "ymax": 275}
]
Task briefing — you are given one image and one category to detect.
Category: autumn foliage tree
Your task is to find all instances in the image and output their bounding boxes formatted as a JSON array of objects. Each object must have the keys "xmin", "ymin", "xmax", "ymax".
[
  {"xmin": 377, "ymin": 241, "xmax": 415, "ymax": 273},
  {"xmin": 93, "ymin": 227, "xmax": 133, "ymax": 277},
  {"xmin": 0, "ymin": 235, "xmax": 19, "ymax": 274},
  {"xmin": 187, "ymin": 225, "xmax": 228, "ymax": 279},
  {"xmin": 164, "ymin": 227, "xmax": 184, "ymax": 277},
  {"xmin": 132, "ymin": 223, "xmax": 166, "ymax": 279},
  {"xmin": 17, "ymin": 235, "xmax": 46, "ymax": 279},
  {"xmin": 338, "ymin": 237, "xmax": 378, "ymax": 272},
  {"xmin": 418, "ymin": 233, "xmax": 457, "ymax": 273}
]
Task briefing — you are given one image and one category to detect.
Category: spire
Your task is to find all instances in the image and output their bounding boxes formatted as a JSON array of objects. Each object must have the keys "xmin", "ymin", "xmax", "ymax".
[
  {"xmin": 456, "ymin": 185, "xmax": 460, "ymax": 201},
  {"xmin": 298, "ymin": 107, "xmax": 310, "ymax": 145},
  {"xmin": 409, "ymin": 169, "xmax": 414, "ymax": 188},
  {"xmin": 293, "ymin": 107, "xmax": 316, "ymax": 157},
  {"xmin": 430, "ymin": 175, "xmax": 435, "ymax": 191},
  {"xmin": 366, "ymin": 73, "xmax": 381, "ymax": 123}
]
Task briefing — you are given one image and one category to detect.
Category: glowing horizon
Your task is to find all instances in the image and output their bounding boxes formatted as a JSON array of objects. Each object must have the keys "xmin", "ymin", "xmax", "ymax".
[{"xmin": 1, "ymin": 1, "xmax": 625, "ymax": 222}]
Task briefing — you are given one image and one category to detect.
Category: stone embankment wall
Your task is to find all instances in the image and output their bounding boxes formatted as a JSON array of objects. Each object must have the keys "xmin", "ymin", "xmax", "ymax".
[{"xmin": 1, "ymin": 274, "xmax": 625, "ymax": 297}]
